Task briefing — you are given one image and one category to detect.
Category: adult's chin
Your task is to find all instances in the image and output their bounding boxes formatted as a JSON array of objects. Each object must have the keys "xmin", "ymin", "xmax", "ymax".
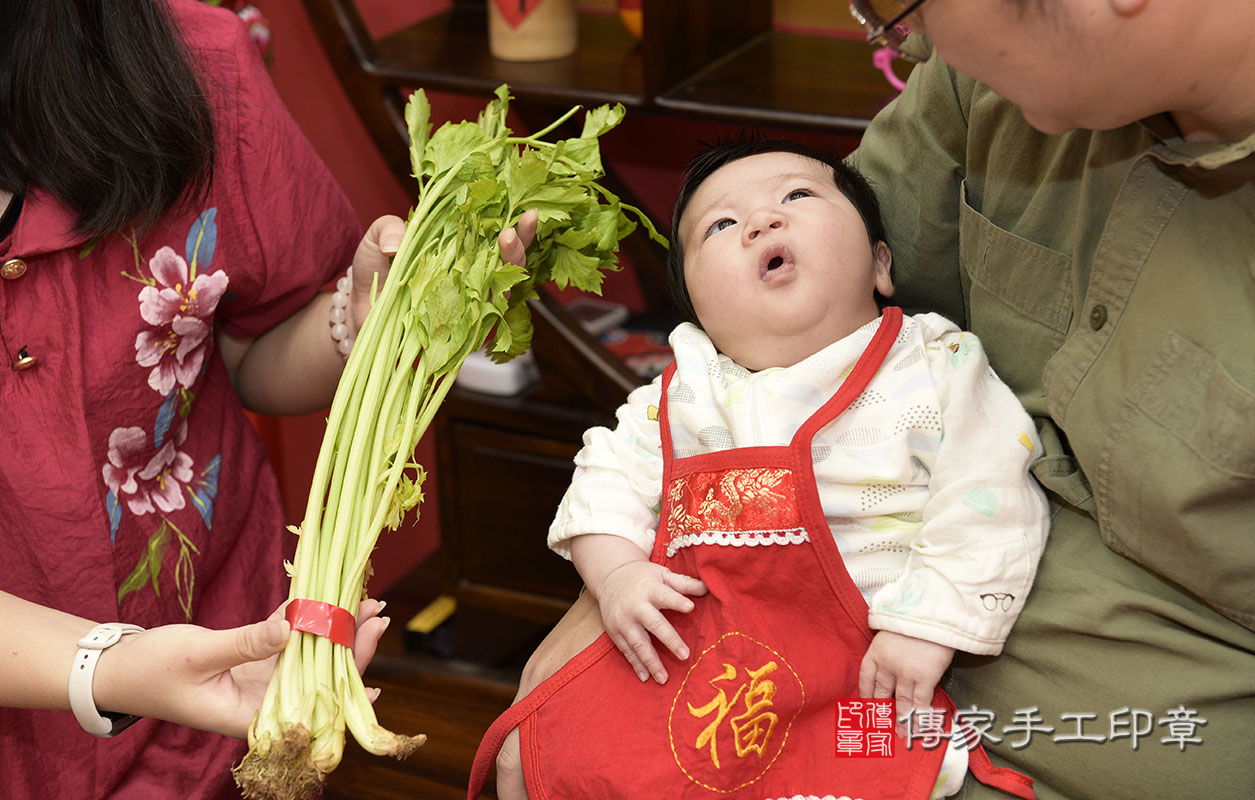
[{"xmin": 1017, "ymin": 106, "xmax": 1083, "ymax": 136}]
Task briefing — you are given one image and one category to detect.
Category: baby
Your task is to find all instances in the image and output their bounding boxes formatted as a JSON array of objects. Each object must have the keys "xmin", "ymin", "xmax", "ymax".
[{"xmin": 548, "ymin": 138, "xmax": 1050, "ymax": 735}]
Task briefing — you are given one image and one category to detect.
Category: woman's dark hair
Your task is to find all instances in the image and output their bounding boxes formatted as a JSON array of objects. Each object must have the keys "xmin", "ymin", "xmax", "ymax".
[
  {"xmin": 666, "ymin": 136, "xmax": 887, "ymax": 326},
  {"xmin": 0, "ymin": 0, "xmax": 215, "ymax": 236}
]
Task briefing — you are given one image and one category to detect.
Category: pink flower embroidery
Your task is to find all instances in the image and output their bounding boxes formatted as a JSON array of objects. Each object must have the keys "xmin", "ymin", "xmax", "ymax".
[
  {"xmin": 134, "ymin": 246, "xmax": 229, "ymax": 395},
  {"xmin": 102, "ymin": 422, "xmax": 195, "ymax": 516}
]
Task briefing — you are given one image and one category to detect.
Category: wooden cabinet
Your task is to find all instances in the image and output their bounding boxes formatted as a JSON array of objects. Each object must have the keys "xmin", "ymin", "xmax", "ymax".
[
  {"xmin": 434, "ymin": 382, "xmax": 604, "ymax": 624},
  {"xmin": 429, "ymin": 288, "xmax": 639, "ymax": 667},
  {"xmin": 301, "ymin": 0, "xmax": 900, "ymax": 648}
]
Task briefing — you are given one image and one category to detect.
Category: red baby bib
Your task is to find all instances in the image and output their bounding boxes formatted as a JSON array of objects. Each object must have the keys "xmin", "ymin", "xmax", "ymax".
[{"xmin": 469, "ymin": 307, "xmax": 1035, "ymax": 799}]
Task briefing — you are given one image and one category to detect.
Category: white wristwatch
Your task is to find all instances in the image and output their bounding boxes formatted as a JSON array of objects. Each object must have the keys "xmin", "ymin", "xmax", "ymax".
[{"xmin": 69, "ymin": 623, "xmax": 146, "ymax": 737}]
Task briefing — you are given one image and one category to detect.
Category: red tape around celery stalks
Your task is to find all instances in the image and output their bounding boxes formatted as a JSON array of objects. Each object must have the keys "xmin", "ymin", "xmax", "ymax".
[{"xmin": 285, "ymin": 599, "xmax": 356, "ymax": 648}]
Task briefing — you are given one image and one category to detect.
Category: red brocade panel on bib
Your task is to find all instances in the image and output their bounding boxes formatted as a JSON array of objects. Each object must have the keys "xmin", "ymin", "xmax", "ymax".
[{"xmin": 665, "ymin": 467, "xmax": 803, "ymax": 546}]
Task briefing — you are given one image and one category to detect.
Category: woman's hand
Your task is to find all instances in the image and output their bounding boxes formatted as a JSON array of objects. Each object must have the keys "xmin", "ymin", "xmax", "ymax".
[
  {"xmin": 348, "ymin": 215, "xmax": 406, "ymax": 335},
  {"xmin": 352, "ymin": 208, "xmax": 537, "ymax": 335},
  {"xmin": 96, "ymin": 599, "xmax": 389, "ymax": 739},
  {"xmin": 217, "ymin": 213, "xmax": 409, "ymax": 414}
]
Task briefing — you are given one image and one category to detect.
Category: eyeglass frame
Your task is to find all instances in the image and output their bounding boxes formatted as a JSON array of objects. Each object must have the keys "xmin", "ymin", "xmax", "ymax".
[{"xmin": 848, "ymin": 0, "xmax": 930, "ymax": 61}]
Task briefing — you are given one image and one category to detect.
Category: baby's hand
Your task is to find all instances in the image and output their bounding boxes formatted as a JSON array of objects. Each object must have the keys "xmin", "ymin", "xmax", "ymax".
[
  {"xmin": 597, "ymin": 561, "xmax": 706, "ymax": 685},
  {"xmin": 858, "ymin": 630, "xmax": 956, "ymax": 730}
]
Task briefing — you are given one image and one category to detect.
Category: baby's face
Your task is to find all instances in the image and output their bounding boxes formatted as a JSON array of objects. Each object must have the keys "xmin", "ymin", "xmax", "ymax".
[{"xmin": 677, "ymin": 152, "xmax": 893, "ymax": 371}]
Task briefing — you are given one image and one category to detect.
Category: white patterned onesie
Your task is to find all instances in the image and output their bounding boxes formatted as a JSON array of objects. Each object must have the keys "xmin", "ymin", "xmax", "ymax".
[{"xmin": 550, "ymin": 311, "xmax": 1049, "ymax": 658}]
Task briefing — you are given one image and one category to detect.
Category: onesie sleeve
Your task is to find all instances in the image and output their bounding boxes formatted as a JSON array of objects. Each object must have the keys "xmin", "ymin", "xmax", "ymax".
[
  {"xmin": 867, "ymin": 326, "xmax": 1050, "ymax": 655},
  {"xmin": 548, "ymin": 377, "xmax": 665, "ymax": 560}
]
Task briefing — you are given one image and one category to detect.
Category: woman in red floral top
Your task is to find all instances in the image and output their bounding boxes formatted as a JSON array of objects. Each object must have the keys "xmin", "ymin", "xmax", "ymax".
[{"xmin": 0, "ymin": 1, "xmax": 401, "ymax": 797}]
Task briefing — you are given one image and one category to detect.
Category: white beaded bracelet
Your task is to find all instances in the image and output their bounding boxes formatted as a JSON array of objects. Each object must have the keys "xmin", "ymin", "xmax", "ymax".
[{"xmin": 330, "ymin": 267, "xmax": 354, "ymax": 360}]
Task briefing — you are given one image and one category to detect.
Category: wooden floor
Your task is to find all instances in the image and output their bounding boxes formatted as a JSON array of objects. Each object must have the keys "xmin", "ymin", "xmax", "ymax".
[
  {"xmin": 322, "ymin": 653, "xmax": 516, "ymax": 800},
  {"xmin": 321, "ymin": 561, "xmax": 550, "ymax": 800}
]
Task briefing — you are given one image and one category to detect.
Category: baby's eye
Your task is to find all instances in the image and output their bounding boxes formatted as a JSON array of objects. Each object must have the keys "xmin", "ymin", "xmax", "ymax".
[
  {"xmin": 784, "ymin": 189, "xmax": 811, "ymax": 202},
  {"xmin": 706, "ymin": 218, "xmax": 736, "ymax": 237}
]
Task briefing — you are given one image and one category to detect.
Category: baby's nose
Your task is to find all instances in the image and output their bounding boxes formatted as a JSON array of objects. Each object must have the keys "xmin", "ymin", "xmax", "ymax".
[{"xmin": 747, "ymin": 217, "xmax": 784, "ymax": 240}]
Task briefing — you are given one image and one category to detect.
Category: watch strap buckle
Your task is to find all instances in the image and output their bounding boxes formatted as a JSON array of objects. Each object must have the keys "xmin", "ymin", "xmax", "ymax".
[{"xmin": 69, "ymin": 623, "xmax": 146, "ymax": 737}]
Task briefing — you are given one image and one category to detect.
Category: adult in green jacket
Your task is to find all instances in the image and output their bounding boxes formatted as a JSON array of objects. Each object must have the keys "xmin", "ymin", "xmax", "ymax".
[
  {"xmin": 847, "ymin": 1, "xmax": 1255, "ymax": 796},
  {"xmin": 496, "ymin": 2, "xmax": 1255, "ymax": 797}
]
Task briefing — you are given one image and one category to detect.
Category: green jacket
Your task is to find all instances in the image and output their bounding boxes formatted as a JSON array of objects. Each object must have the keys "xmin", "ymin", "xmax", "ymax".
[{"xmin": 851, "ymin": 52, "xmax": 1255, "ymax": 799}]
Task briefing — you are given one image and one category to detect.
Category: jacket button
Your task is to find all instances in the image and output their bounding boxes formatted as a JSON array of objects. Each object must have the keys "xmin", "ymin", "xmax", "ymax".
[
  {"xmin": 1089, "ymin": 304, "xmax": 1108, "ymax": 331},
  {"xmin": 14, "ymin": 346, "xmax": 37, "ymax": 370},
  {"xmin": 2, "ymin": 258, "xmax": 27, "ymax": 280}
]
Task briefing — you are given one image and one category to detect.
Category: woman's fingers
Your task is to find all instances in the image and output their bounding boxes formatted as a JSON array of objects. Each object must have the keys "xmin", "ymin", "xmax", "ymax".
[
  {"xmin": 498, "ymin": 229, "xmax": 526, "ymax": 267},
  {"xmin": 355, "ymin": 597, "xmax": 386, "ymax": 625},
  {"xmin": 349, "ymin": 214, "xmax": 406, "ymax": 328},
  {"xmin": 498, "ymin": 209, "xmax": 539, "ymax": 267},
  {"xmin": 352, "ymin": 599, "xmax": 390, "ymax": 675},
  {"xmin": 362, "ymin": 214, "xmax": 406, "ymax": 258},
  {"xmin": 516, "ymin": 208, "xmax": 538, "ymax": 248},
  {"xmin": 199, "ymin": 617, "xmax": 289, "ymax": 675}
]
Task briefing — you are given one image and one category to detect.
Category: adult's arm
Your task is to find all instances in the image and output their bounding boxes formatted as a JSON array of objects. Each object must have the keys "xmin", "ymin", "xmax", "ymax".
[
  {"xmin": 0, "ymin": 588, "xmax": 386, "ymax": 738},
  {"xmin": 847, "ymin": 49, "xmax": 973, "ymax": 323},
  {"xmin": 217, "ymin": 215, "xmax": 406, "ymax": 416},
  {"xmin": 495, "ymin": 591, "xmax": 605, "ymax": 800}
]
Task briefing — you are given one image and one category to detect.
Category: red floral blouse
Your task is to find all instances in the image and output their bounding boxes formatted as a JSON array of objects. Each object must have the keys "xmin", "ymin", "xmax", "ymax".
[{"xmin": 0, "ymin": 2, "xmax": 360, "ymax": 797}]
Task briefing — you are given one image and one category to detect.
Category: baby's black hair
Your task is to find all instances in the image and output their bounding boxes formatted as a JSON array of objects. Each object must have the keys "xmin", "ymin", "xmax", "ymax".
[{"xmin": 666, "ymin": 135, "xmax": 888, "ymax": 326}]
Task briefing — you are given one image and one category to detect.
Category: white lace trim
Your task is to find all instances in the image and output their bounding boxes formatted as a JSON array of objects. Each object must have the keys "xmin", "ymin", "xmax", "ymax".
[
  {"xmin": 766, "ymin": 796, "xmax": 863, "ymax": 800},
  {"xmin": 666, "ymin": 527, "xmax": 809, "ymax": 557}
]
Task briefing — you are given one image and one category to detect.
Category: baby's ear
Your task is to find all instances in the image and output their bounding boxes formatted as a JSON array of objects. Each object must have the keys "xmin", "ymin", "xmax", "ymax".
[{"xmin": 873, "ymin": 241, "xmax": 894, "ymax": 298}]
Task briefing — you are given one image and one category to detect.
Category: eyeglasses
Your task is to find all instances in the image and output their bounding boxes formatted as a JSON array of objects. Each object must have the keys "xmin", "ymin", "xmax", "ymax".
[{"xmin": 848, "ymin": 0, "xmax": 931, "ymax": 61}]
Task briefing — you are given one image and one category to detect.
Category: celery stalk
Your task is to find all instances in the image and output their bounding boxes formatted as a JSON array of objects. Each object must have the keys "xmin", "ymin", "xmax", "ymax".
[{"xmin": 233, "ymin": 85, "xmax": 663, "ymax": 800}]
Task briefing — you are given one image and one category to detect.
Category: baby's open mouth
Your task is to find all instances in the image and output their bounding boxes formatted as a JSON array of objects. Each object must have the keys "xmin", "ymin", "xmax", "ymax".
[{"xmin": 759, "ymin": 244, "xmax": 795, "ymax": 280}]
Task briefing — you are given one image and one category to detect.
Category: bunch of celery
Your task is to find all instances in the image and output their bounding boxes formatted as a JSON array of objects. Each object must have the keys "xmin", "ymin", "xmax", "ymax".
[{"xmin": 233, "ymin": 86, "xmax": 661, "ymax": 800}]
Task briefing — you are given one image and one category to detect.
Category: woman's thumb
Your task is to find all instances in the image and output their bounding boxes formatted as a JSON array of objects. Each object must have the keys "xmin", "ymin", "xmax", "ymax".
[{"xmin": 232, "ymin": 618, "xmax": 291, "ymax": 664}]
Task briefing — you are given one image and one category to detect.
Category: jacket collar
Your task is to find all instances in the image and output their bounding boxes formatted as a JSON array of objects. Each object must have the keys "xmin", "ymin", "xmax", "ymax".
[
  {"xmin": 1141, "ymin": 114, "xmax": 1255, "ymax": 170},
  {"xmin": 0, "ymin": 187, "xmax": 96, "ymax": 261}
]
